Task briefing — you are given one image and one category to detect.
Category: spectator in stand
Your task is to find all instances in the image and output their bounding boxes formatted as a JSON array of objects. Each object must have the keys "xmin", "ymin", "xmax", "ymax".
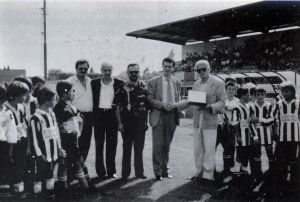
[{"xmin": 242, "ymin": 77, "xmax": 256, "ymax": 90}]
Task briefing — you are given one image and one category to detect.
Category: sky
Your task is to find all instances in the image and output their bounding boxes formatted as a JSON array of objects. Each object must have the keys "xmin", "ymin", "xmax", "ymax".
[{"xmin": 0, "ymin": 0, "xmax": 260, "ymax": 77}]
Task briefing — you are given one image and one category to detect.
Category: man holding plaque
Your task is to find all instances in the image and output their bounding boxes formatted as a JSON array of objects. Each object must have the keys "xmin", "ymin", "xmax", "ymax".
[
  {"xmin": 147, "ymin": 57, "xmax": 187, "ymax": 181},
  {"xmin": 189, "ymin": 60, "xmax": 226, "ymax": 183}
]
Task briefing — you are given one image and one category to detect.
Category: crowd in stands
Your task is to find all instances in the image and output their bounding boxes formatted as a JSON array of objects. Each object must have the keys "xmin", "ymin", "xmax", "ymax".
[{"xmin": 181, "ymin": 30, "xmax": 298, "ymax": 72}]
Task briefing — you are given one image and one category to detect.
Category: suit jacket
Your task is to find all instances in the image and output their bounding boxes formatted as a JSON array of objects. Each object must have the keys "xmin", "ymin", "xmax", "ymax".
[
  {"xmin": 90, "ymin": 78, "xmax": 124, "ymax": 117},
  {"xmin": 192, "ymin": 75, "xmax": 226, "ymax": 129},
  {"xmin": 147, "ymin": 74, "xmax": 187, "ymax": 127}
]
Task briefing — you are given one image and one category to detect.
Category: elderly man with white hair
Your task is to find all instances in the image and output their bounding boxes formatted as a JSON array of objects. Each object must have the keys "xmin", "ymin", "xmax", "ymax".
[
  {"xmin": 91, "ymin": 62, "xmax": 124, "ymax": 179},
  {"xmin": 189, "ymin": 60, "xmax": 226, "ymax": 184}
]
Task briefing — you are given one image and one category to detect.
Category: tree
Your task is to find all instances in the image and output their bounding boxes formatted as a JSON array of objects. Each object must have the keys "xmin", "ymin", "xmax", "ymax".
[
  {"xmin": 89, "ymin": 67, "xmax": 94, "ymax": 74},
  {"xmin": 47, "ymin": 69, "xmax": 74, "ymax": 80}
]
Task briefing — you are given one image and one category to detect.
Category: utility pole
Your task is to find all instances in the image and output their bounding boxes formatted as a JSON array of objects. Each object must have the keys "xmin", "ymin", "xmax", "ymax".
[{"xmin": 43, "ymin": 0, "xmax": 47, "ymax": 80}]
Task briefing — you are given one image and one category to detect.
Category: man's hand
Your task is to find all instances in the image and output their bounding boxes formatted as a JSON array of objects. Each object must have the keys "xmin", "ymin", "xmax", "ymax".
[
  {"xmin": 163, "ymin": 102, "xmax": 174, "ymax": 111},
  {"xmin": 205, "ymin": 104, "xmax": 213, "ymax": 112}
]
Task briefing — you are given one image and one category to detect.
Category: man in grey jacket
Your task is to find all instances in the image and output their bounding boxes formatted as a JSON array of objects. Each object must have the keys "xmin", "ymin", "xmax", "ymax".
[
  {"xmin": 190, "ymin": 60, "xmax": 226, "ymax": 182},
  {"xmin": 147, "ymin": 57, "xmax": 187, "ymax": 181}
]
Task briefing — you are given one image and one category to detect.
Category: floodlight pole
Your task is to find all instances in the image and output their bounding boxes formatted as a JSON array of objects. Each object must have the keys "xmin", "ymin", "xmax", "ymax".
[{"xmin": 43, "ymin": 0, "xmax": 47, "ymax": 80}]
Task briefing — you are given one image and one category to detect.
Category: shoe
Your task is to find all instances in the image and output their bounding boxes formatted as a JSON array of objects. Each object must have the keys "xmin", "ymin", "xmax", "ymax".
[
  {"xmin": 107, "ymin": 174, "xmax": 118, "ymax": 178},
  {"xmin": 230, "ymin": 166, "xmax": 241, "ymax": 173},
  {"xmin": 162, "ymin": 174, "xmax": 173, "ymax": 178},
  {"xmin": 155, "ymin": 176, "xmax": 163, "ymax": 181},
  {"xmin": 136, "ymin": 175, "xmax": 147, "ymax": 179}
]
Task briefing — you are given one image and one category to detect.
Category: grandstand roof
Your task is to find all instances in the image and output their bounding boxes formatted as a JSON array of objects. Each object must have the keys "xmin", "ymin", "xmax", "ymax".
[{"xmin": 126, "ymin": 1, "xmax": 300, "ymax": 45}]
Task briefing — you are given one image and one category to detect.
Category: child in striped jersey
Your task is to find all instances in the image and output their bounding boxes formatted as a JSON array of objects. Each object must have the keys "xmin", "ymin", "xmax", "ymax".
[
  {"xmin": 249, "ymin": 87, "xmax": 275, "ymax": 192},
  {"xmin": 216, "ymin": 81, "xmax": 239, "ymax": 183},
  {"xmin": 13, "ymin": 77, "xmax": 39, "ymax": 196},
  {"xmin": 53, "ymin": 81, "xmax": 90, "ymax": 198},
  {"xmin": 3, "ymin": 81, "xmax": 30, "ymax": 198},
  {"xmin": 232, "ymin": 87, "xmax": 260, "ymax": 182},
  {"xmin": 29, "ymin": 86, "xmax": 66, "ymax": 199},
  {"xmin": 272, "ymin": 81, "xmax": 300, "ymax": 195},
  {"xmin": 0, "ymin": 83, "xmax": 19, "ymax": 195}
]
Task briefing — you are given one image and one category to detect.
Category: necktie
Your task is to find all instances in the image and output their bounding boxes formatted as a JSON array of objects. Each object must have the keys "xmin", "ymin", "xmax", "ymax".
[{"xmin": 167, "ymin": 78, "xmax": 173, "ymax": 103}]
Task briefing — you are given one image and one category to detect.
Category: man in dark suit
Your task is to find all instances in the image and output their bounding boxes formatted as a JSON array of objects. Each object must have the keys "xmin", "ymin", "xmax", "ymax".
[
  {"xmin": 91, "ymin": 62, "xmax": 124, "ymax": 179},
  {"xmin": 147, "ymin": 57, "xmax": 187, "ymax": 181}
]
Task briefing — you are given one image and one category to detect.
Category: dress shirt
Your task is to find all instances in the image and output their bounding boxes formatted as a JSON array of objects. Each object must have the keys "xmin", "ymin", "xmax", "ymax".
[
  {"xmin": 199, "ymin": 75, "xmax": 211, "ymax": 92},
  {"xmin": 66, "ymin": 75, "xmax": 93, "ymax": 112},
  {"xmin": 99, "ymin": 79, "xmax": 114, "ymax": 109},
  {"xmin": 162, "ymin": 76, "xmax": 175, "ymax": 104}
]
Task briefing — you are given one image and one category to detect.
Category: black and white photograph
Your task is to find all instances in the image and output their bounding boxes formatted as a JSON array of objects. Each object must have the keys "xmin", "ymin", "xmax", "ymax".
[{"xmin": 0, "ymin": 0, "xmax": 300, "ymax": 201}]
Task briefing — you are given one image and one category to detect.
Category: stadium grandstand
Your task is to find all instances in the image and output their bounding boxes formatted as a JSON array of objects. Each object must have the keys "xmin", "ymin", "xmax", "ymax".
[{"xmin": 126, "ymin": 0, "xmax": 300, "ymax": 98}]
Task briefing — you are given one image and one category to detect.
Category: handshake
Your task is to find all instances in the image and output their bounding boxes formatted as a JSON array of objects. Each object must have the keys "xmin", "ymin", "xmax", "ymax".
[{"xmin": 163, "ymin": 102, "xmax": 176, "ymax": 111}]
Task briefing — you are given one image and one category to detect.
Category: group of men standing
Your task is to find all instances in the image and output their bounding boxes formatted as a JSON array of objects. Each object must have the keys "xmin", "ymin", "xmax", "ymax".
[{"xmin": 67, "ymin": 57, "xmax": 225, "ymax": 182}]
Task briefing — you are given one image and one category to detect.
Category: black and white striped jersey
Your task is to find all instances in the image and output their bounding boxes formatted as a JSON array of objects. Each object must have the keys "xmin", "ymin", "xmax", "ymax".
[
  {"xmin": 249, "ymin": 101, "xmax": 274, "ymax": 145},
  {"xmin": 4, "ymin": 101, "xmax": 28, "ymax": 140},
  {"xmin": 232, "ymin": 102, "xmax": 257, "ymax": 146},
  {"xmin": 30, "ymin": 109, "xmax": 62, "ymax": 162},
  {"xmin": 273, "ymin": 99, "xmax": 300, "ymax": 142}
]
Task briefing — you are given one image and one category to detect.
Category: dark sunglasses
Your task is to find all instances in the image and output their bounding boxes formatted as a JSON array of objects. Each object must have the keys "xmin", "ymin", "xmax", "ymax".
[
  {"xmin": 78, "ymin": 68, "xmax": 88, "ymax": 72},
  {"xmin": 196, "ymin": 68, "xmax": 207, "ymax": 73},
  {"xmin": 129, "ymin": 71, "xmax": 139, "ymax": 75}
]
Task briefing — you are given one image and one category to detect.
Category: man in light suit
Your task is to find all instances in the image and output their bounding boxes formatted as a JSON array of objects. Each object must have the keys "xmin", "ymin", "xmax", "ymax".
[
  {"xmin": 91, "ymin": 62, "xmax": 124, "ymax": 179},
  {"xmin": 190, "ymin": 60, "xmax": 226, "ymax": 183},
  {"xmin": 147, "ymin": 57, "xmax": 187, "ymax": 181}
]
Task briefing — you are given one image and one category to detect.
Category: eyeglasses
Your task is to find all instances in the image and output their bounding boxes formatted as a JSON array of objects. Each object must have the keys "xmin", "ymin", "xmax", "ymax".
[
  {"xmin": 196, "ymin": 68, "xmax": 207, "ymax": 73},
  {"xmin": 129, "ymin": 71, "xmax": 139, "ymax": 75},
  {"xmin": 78, "ymin": 68, "xmax": 88, "ymax": 72}
]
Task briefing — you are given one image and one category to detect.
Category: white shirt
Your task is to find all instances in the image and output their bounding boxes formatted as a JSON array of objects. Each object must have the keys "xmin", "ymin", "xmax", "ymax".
[
  {"xmin": 162, "ymin": 76, "xmax": 175, "ymax": 104},
  {"xmin": 0, "ymin": 106, "xmax": 18, "ymax": 143},
  {"xmin": 66, "ymin": 75, "xmax": 93, "ymax": 112},
  {"xmin": 199, "ymin": 75, "xmax": 211, "ymax": 92},
  {"xmin": 223, "ymin": 97, "xmax": 239, "ymax": 125},
  {"xmin": 99, "ymin": 79, "xmax": 114, "ymax": 109}
]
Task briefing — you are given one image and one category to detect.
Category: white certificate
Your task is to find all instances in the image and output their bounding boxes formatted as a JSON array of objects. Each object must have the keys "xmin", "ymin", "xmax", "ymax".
[{"xmin": 187, "ymin": 90, "xmax": 206, "ymax": 104}]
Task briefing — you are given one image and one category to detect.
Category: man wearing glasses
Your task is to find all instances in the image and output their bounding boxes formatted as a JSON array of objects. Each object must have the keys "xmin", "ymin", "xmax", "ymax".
[
  {"xmin": 113, "ymin": 64, "xmax": 148, "ymax": 180},
  {"xmin": 91, "ymin": 62, "xmax": 124, "ymax": 179},
  {"xmin": 189, "ymin": 60, "xmax": 226, "ymax": 184},
  {"xmin": 147, "ymin": 57, "xmax": 187, "ymax": 181},
  {"xmin": 66, "ymin": 59, "xmax": 93, "ymax": 163}
]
